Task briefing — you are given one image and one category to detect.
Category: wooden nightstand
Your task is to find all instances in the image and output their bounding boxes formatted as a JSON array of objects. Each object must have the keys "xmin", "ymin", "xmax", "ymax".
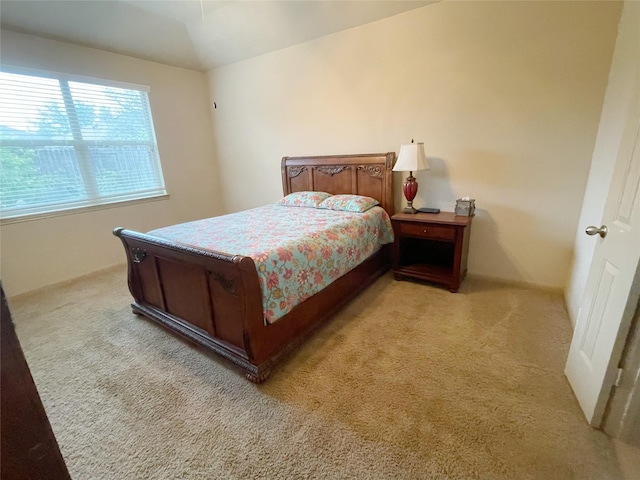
[{"xmin": 391, "ymin": 212, "xmax": 473, "ymax": 292}]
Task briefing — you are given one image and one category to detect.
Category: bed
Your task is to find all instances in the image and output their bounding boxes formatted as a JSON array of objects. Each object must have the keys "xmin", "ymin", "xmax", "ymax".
[{"xmin": 113, "ymin": 152, "xmax": 395, "ymax": 382}]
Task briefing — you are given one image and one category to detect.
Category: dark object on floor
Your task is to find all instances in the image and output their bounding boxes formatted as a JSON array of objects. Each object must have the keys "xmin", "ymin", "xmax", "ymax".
[{"xmin": 1, "ymin": 283, "xmax": 71, "ymax": 480}]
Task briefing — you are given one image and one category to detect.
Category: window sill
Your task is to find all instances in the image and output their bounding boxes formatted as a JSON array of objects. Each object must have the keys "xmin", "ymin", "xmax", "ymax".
[{"xmin": 0, "ymin": 193, "xmax": 170, "ymax": 225}]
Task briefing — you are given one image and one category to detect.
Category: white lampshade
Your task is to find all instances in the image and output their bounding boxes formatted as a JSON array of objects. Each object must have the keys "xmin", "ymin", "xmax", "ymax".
[{"xmin": 393, "ymin": 142, "xmax": 430, "ymax": 172}]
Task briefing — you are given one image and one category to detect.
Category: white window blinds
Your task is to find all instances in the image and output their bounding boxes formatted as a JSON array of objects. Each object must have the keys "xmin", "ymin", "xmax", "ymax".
[{"xmin": 0, "ymin": 68, "xmax": 166, "ymax": 220}]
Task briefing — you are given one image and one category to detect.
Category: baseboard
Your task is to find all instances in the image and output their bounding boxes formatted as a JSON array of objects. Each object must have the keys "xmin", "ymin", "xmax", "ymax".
[
  {"xmin": 8, "ymin": 263, "xmax": 127, "ymax": 302},
  {"xmin": 465, "ymin": 273, "xmax": 564, "ymax": 295}
]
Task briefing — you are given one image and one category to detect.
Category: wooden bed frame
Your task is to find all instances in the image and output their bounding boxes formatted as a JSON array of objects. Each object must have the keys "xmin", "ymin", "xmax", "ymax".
[{"xmin": 113, "ymin": 152, "xmax": 395, "ymax": 382}]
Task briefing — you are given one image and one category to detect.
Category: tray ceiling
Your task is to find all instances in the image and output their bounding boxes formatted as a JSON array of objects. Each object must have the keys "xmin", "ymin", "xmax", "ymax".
[{"xmin": 1, "ymin": 0, "xmax": 434, "ymax": 71}]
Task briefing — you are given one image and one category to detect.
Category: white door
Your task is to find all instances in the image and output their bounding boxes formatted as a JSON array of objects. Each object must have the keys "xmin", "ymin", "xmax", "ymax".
[{"xmin": 565, "ymin": 79, "xmax": 640, "ymax": 426}]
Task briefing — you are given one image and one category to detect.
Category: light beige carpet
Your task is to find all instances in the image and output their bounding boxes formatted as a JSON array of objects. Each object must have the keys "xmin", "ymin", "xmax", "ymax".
[{"xmin": 9, "ymin": 267, "xmax": 624, "ymax": 479}]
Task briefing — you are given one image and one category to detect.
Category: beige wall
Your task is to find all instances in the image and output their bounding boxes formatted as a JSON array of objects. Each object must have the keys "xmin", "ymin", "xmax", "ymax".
[
  {"xmin": 0, "ymin": 30, "xmax": 223, "ymax": 297},
  {"xmin": 565, "ymin": 1, "xmax": 639, "ymax": 325},
  {"xmin": 208, "ymin": 1, "xmax": 621, "ymax": 289}
]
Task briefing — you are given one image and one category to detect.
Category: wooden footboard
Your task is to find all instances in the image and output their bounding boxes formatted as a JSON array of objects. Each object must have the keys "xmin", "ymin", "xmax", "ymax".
[
  {"xmin": 113, "ymin": 227, "xmax": 266, "ymax": 377},
  {"xmin": 114, "ymin": 227, "xmax": 390, "ymax": 382}
]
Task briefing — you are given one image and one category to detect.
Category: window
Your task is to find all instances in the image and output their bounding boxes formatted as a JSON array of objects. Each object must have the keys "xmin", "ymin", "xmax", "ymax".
[{"xmin": 0, "ymin": 67, "xmax": 167, "ymax": 221}]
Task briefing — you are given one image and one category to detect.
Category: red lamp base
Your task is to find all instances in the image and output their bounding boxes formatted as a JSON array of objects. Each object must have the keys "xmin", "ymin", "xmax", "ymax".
[{"xmin": 402, "ymin": 173, "xmax": 419, "ymax": 214}]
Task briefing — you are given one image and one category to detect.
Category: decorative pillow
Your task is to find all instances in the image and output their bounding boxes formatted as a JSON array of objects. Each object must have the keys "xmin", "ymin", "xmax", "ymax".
[
  {"xmin": 318, "ymin": 194, "xmax": 379, "ymax": 213},
  {"xmin": 276, "ymin": 191, "xmax": 332, "ymax": 208}
]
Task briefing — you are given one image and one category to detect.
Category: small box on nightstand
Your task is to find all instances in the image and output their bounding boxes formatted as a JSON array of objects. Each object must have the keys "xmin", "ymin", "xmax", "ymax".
[{"xmin": 455, "ymin": 198, "xmax": 475, "ymax": 216}]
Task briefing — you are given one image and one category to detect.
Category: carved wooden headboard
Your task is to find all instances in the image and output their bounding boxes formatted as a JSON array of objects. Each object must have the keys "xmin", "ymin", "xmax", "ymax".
[{"xmin": 281, "ymin": 152, "xmax": 396, "ymax": 215}]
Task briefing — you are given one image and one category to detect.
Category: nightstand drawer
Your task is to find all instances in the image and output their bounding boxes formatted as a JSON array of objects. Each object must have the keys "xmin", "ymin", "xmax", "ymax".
[{"xmin": 399, "ymin": 222, "xmax": 456, "ymax": 241}]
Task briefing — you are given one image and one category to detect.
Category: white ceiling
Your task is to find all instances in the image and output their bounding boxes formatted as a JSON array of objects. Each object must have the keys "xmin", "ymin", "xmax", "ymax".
[{"xmin": 0, "ymin": 0, "xmax": 434, "ymax": 71}]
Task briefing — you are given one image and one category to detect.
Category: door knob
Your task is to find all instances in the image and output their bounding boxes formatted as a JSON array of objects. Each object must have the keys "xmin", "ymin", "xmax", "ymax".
[{"xmin": 585, "ymin": 225, "xmax": 608, "ymax": 238}]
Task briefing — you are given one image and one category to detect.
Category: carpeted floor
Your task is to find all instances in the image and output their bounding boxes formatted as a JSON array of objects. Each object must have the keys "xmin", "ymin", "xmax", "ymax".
[{"xmin": 9, "ymin": 266, "xmax": 625, "ymax": 479}]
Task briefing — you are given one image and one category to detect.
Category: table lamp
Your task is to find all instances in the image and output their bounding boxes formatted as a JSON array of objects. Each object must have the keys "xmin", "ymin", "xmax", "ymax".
[{"xmin": 393, "ymin": 140, "xmax": 430, "ymax": 214}]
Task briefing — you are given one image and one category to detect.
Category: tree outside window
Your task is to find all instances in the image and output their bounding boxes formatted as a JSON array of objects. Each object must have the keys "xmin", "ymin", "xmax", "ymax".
[{"xmin": 0, "ymin": 70, "xmax": 166, "ymax": 220}]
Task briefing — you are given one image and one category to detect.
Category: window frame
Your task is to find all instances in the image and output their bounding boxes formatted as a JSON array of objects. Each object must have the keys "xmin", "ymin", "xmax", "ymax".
[{"xmin": 0, "ymin": 65, "xmax": 169, "ymax": 224}]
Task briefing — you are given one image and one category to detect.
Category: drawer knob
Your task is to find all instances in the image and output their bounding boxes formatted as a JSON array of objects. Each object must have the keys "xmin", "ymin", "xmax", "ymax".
[{"xmin": 423, "ymin": 229, "xmax": 427, "ymax": 233}]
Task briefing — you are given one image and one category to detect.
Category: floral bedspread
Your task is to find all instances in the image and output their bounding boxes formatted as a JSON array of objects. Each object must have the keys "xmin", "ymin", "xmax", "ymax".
[{"xmin": 148, "ymin": 204, "xmax": 394, "ymax": 324}]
